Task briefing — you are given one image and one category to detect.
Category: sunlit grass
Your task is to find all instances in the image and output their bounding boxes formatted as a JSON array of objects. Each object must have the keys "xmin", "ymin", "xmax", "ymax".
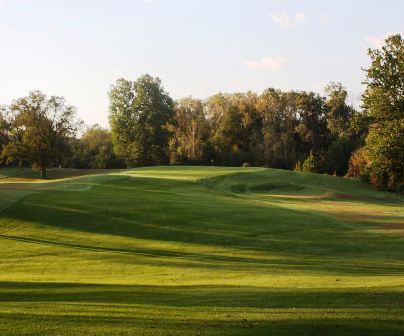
[{"xmin": 0, "ymin": 166, "xmax": 403, "ymax": 335}]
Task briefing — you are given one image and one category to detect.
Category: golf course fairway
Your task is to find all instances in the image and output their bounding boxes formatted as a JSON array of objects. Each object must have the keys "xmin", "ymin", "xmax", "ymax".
[{"xmin": 0, "ymin": 166, "xmax": 403, "ymax": 335}]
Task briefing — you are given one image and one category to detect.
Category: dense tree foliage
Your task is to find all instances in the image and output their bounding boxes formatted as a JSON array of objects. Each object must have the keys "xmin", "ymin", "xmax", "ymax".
[
  {"xmin": 363, "ymin": 120, "xmax": 403, "ymax": 189},
  {"xmin": 325, "ymin": 82, "xmax": 354, "ymax": 137},
  {"xmin": 165, "ymin": 89, "xmax": 346, "ymax": 173},
  {"xmin": 347, "ymin": 148, "xmax": 367, "ymax": 178},
  {"xmin": 0, "ymin": 106, "xmax": 10, "ymax": 151},
  {"xmin": 0, "ymin": 36, "xmax": 402, "ymax": 191},
  {"xmin": 167, "ymin": 97, "xmax": 209, "ymax": 164},
  {"xmin": 326, "ymin": 136, "xmax": 354, "ymax": 176},
  {"xmin": 362, "ymin": 35, "xmax": 403, "ymax": 123},
  {"xmin": 359, "ymin": 34, "xmax": 404, "ymax": 190},
  {"xmin": 1, "ymin": 91, "xmax": 80, "ymax": 178},
  {"xmin": 109, "ymin": 74, "xmax": 174, "ymax": 167},
  {"xmin": 67, "ymin": 125, "xmax": 122, "ymax": 169}
]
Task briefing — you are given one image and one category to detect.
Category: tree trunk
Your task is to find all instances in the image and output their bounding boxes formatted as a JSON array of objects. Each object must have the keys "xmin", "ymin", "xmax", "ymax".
[{"xmin": 41, "ymin": 167, "xmax": 47, "ymax": 179}]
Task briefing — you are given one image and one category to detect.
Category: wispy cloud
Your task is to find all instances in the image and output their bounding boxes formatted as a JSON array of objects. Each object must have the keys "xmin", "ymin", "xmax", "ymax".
[
  {"xmin": 364, "ymin": 32, "xmax": 402, "ymax": 48},
  {"xmin": 270, "ymin": 12, "xmax": 305, "ymax": 29},
  {"xmin": 245, "ymin": 57, "xmax": 287, "ymax": 71}
]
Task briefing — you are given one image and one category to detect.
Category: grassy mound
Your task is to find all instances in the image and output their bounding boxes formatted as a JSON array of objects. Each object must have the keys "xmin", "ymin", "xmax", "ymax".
[
  {"xmin": 0, "ymin": 167, "xmax": 403, "ymax": 335},
  {"xmin": 0, "ymin": 167, "xmax": 117, "ymax": 182}
]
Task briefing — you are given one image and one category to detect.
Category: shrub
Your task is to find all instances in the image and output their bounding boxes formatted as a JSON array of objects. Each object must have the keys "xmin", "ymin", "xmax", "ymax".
[
  {"xmin": 302, "ymin": 151, "xmax": 317, "ymax": 173},
  {"xmin": 294, "ymin": 161, "xmax": 303, "ymax": 171},
  {"xmin": 242, "ymin": 162, "xmax": 251, "ymax": 168},
  {"xmin": 347, "ymin": 148, "xmax": 367, "ymax": 178}
]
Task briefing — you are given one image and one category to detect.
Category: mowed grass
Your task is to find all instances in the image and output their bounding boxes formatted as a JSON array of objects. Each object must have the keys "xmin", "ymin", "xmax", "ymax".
[{"xmin": 0, "ymin": 166, "xmax": 403, "ymax": 335}]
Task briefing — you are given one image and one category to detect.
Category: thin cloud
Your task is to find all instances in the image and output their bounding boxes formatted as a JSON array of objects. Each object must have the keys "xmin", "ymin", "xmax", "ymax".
[
  {"xmin": 320, "ymin": 14, "xmax": 328, "ymax": 24},
  {"xmin": 270, "ymin": 12, "xmax": 305, "ymax": 29},
  {"xmin": 245, "ymin": 57, "xmax": 287, "ymax": 71}
]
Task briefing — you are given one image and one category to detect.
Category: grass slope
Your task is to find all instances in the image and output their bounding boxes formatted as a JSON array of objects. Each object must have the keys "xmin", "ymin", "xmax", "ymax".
[{"xmin": 0, "ymin": 166, "xmax": 403, "ymax": 335}]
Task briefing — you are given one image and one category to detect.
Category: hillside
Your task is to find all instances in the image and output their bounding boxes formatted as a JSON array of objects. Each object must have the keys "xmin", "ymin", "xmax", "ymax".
[{"xmin": 0, "ymin": 166, "xmax": 403, "ymax": 335}]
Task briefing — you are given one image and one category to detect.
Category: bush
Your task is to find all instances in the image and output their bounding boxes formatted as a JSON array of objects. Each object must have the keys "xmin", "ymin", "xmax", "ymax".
[
  {"xmin": 294, "ymin": 161, "xmax": 303, "ymax": 171},
  {"xmin": 347, "ymin": 148, "xmax": 367, "ymax": 178},
  {"xmin": 302, "ymin": 151, "xmax": 318, "ymax": 173}
]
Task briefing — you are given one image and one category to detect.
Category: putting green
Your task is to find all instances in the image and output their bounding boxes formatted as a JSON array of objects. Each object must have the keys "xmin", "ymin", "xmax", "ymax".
[{"xmin": 0, "ymin": 166, "xmax": 403, "ymax": 335}]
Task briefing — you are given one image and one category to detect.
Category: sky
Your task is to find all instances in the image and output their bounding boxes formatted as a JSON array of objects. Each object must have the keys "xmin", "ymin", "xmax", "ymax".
[{"xmin": 0, "ymin": 0, "xmax": 403, "ymax": 127}]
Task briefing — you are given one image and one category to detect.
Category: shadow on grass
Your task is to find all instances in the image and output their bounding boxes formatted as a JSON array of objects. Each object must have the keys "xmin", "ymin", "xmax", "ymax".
[
  {"xmin": 1, "ymin": 233, "xmax": 403, "ymax": 275},
  {"xmin": 0, "ymin": 282, "xmax": 403, "ymax": 336},
  {"xmin": 0, "ymin": 312, "xmax": 402, "ymax": 336},
  {"xmin": 1, "ymin": 174, "xmax": 404, "ymax": 275},
  {"xmin": 1, "ymin": 281, "xmax": 404, "ymax": 309}
]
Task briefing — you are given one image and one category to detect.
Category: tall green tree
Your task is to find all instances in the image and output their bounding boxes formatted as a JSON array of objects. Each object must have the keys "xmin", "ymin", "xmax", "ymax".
[
  {"xmin": 361, "ymin": 34, "xmax": 404, "ymax": 190},
  {"xmin": 209, "ymin": 92, "xmax": 261, "ymax": 166},
  {"xmin": 231, "ymin": 92, "xmax": 262, "ymax": 166},
  {"xmin": 295, "ymin": 92, "xmax": 329, "ymax": 153},
  {"xmin": 325, "ymin": 82, "xmax": 355, "ymax": 137},
  {"xmin": 364, "ymin": 120, "xmax": 403, "ymax": 188},
  {"xmin": 294, "ymin": 91, "xmax": 329, "ymax": 171},
  {"xmin": 210, "ymin": 105, "xmax": 246, "ymax": 166},
  {"xmin": 362, "ymin": 34, "xmax": 404, "ymax": 123},
  {"xmin": 257, "ymin": 89, "xmax": 297, "ymax": 169},
  {"xmin": 325, "ymin": 136, "xmax": 353, "ymax": 176},
  {"xmin": 109, "ymin": 74, "xmax": 174, "ymax": 167},
  {"xmin": 324, "ymin": 82, "xmax": 357, "ymax": 175},
  {"xmin": 2, "ymin": 91, "xmax": 80, "ymax": 178},
  {"xmin": 167, "ymin": 97, "xmax": 209, "ymax": 164}
]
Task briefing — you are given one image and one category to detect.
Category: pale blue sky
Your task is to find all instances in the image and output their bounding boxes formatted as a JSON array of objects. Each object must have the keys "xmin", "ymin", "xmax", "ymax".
[{"xmin": 1, "ymin": 0, "xmax": 403, "ymax": 127}]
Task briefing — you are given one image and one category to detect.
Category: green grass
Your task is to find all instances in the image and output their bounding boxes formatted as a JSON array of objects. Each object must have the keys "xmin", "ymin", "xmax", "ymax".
[{"xmin": 0, "ymin": 166, "xmax": 403, "ymax": 335}]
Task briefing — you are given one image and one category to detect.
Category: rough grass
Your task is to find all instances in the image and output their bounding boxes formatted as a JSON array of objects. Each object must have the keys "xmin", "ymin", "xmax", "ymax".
[{"xmin": 0, "ymin": 166, "xmax": 403, "ymax": 335}]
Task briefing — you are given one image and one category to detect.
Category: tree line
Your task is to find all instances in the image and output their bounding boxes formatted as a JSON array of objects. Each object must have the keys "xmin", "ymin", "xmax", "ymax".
[{"xmin": 0, "ymin": 35, "xmax": 402, "ymax": 191}]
